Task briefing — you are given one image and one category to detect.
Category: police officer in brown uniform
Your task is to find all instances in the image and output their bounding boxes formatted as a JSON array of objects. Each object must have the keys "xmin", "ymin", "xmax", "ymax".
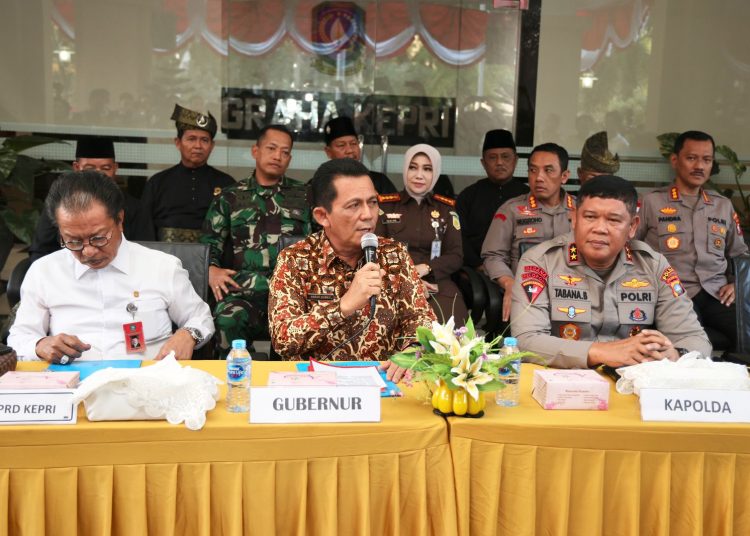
[
  {"xmin": 511, "ymin": 175, "xmax": 711, "ymax": 369},
  {"xmin": 635, "ymin": 130, "xmax": 748, "ymax": 351},
  {"xmin": 482, "ymin": 143, "xmax": 576, "ymax": 321},
  {"xmin": 375, "ymin": 144, "xmax": 469, "ymax": 326}
]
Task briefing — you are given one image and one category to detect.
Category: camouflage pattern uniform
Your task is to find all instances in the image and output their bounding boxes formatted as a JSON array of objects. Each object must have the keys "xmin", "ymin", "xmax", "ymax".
[{"xmin": 201, "ymin": 172, "xmax": 311, "ymax": 355}]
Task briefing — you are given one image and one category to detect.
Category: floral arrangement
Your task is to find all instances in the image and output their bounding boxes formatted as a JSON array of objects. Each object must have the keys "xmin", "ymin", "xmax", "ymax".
[{"xmin": 390, "ymin": 317, "xmax": 533, "ymax": 404}]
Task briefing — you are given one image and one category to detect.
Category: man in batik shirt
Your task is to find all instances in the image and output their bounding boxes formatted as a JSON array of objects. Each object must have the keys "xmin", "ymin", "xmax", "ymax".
[{"xmin": 268, "ymin": 158, "xmax": 435, "ymax": 381}]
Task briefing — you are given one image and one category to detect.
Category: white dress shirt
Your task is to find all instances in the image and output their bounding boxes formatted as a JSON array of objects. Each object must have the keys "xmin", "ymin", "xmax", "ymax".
[{"xmin": 9, "ymin": 237, "xmax": 215, "ymax": 361}]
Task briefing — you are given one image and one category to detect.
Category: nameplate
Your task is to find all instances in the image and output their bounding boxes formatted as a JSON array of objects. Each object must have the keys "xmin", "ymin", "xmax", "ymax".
[
  {"xmin": 640, "ymin": 388, "xmax": 750, "ymax": 423},
  {"xmin": 0, "ymin": 390, "xmax": 77, "ymax": 425},
  {"xmin": 249, "ymin": 386, "xmax": 381, "ymax": 423}
]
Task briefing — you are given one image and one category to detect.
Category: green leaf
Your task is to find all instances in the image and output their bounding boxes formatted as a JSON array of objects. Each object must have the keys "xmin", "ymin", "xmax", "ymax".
[
  {"xmin": 464, "ymin": 317, "xmax": 475, "ymax": 340},
  {"xmin": 656, "ymin": 132, "xmax": 679, "ymax": 159},
  {"xmin": 2, "ymin": 135, "xmax": 68, "ymax": 154},
  {"xmin": 0, "ymin": 147, "xmax": 17, "ymax": 181},
  {"xmin": 416, "ymin": 325, "xmax": 436, "ymax": 349},
  {"xmin": 478, "ymin": 380, "xmax": 504, "ymax": 392},
  {"xmin": 0, "ymin": 204, "xmax": 41, "ymax": 244},
  {"xmin": 390, "ymin": 352, "xmax": 418, "ymax": 369}
]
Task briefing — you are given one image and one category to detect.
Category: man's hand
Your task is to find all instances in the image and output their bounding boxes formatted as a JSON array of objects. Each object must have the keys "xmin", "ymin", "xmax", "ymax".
[
  {"xmin": 497, "ymin": 275, "xmax": 515, "ymax": 322},
  {"xmin": 719, "ymin": 282, "xmax": 735, "ymax": 306},
  {"xmin": 340, "ymin": 262, "xmax": 384, "ymax": 318},
  {"xmin": 155, "ymin": 329, "xmax": 196, "ymax": 360},
  {"xmin": 35, "ymin": 334, "xmax": 91, "ymax": 363},
  {"xmin": 379, "ymin": 359, "xmax": 408, "ymax": 383},
  {"xmin": 209, "ymin": 265, "xmax": 241, "ymax": 301},
  {"xmin": 587, "ymin": 329, "xmax": 678, "ymax": 367}
]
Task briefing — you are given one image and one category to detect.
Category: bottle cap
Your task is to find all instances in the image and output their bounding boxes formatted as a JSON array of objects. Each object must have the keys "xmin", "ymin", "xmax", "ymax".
[
  {"xmin": 231, "ymin": 339, "xmax": 247, "ymax": 349},
  {"xmin": 503, "ymin": 337, "xmax": 518, "ymax": 347}
]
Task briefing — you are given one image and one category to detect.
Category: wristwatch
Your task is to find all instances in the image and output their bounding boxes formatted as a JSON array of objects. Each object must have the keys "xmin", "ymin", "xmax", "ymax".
[{"xmin": 181, "ymin": 327, "xmax": 204, "ymax": 345}]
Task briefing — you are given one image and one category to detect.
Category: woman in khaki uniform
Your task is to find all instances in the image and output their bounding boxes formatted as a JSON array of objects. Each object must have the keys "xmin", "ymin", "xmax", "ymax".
[{"xmin": 375, "ymin": 144, "xmax": 469, "ymax": 326}]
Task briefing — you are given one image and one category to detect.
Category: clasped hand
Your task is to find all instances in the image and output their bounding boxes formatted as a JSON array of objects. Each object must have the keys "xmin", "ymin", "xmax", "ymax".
[{"xmin": 588, "ymin": 329, "xmax": 679, "ymax": 367}]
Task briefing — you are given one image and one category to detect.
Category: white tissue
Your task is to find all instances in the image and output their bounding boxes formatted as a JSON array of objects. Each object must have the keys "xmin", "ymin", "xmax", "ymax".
[
  {"xmin": 615, "ymin": 353, "xmax": 750, "ymax": 395},
  {"xmin": 72, "ymin": 353, "xmax": 222, "ymax": 430}
]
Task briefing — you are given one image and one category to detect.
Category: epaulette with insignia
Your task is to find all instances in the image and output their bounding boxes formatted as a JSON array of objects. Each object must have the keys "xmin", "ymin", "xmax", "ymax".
[
  {"xmin": 378, "ymin": 193, "xmax": 401, "ymax": 204},
  {"xmin": 433, "ymin": 194, "xmax": 456, "ymax": 207}
]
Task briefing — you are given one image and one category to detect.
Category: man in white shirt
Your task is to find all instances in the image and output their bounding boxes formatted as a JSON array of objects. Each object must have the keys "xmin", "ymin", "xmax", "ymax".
[{"xmin": 9, "ymin": 171, "xmax": 215, "ymax": 362}]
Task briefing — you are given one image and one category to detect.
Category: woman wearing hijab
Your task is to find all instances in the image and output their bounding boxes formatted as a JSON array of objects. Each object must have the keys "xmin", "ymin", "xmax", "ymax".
[{"xmin": 375, "ymin": 144, "xmax": 469, "ymax": 326}]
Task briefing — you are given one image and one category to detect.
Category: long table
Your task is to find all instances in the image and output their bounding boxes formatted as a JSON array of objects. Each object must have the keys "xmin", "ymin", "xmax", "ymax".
[
  {"xmin": 1, "ymin": 361, "xmax": 457, "ymax": 536},
  {"xmin": 448, "ymin": 364, "xmax": 750, "ymax": 536}
]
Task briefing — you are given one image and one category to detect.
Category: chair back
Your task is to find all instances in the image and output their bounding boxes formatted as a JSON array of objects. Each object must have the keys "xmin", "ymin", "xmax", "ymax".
[
  {"xmin": 7, "ymin": 256, "xmax": 32, "ymax": 309},
  {"xmin": 733, "ymin": 254, "xmax": 750, "ymax": 353},
  {"xmin": 136, "ymin": 241, "xmax": 210, "ymax": 302},
  {"xmin": 279, "ymin": 235, "xmax": 306, "ymax": 252}
]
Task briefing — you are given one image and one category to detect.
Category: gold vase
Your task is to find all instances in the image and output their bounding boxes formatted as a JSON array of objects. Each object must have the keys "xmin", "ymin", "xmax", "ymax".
[{"xmin": 431, "ymin": 380, "xmax": 486, "ymax": 418}]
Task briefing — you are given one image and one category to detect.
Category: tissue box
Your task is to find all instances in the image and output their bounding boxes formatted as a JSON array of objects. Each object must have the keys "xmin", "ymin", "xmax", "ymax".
[
  {"xmin": 0, "ymin": 371, "xmax": 79, "ymax": 389},
  {"xmin": 532, "ymin": 369, "xmax": 609, "ymax": 410}
]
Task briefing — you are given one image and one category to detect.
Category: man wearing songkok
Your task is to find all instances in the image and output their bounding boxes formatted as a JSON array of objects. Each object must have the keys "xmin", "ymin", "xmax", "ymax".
[
  {"xmin": 323, "ymin": 116, "xmax": 398, "ymax": 195},
  {"xmin": 29, "ymin": 136, "xmax": 154, "ymax": 263},
  {"xmin": 577, "ymin": 130, "xmax": 620, "ymax": 186},
  {"xmin": 141, "ymin": 103, "xmax": 235, "ymax": 242},
  {"xmin": 9, "ymin": 171, "xmax": 214, "ymax": 362},
  {"xmin": 201, "ymin": 125, "xmax": 311, "ymax": 357},
  {"xmin": 268, "ymin": 158, "xmax": 435, "ymax": 381},
  {"xmin": 456, "ymin": 129, "xmax": 529, "ymax": 269},
  {"xmin": 511, "ymin": 175, "xmax": 711, "ymax": 369},
  {"xmin": 482, "ymin": 142, "xmax": 575, "ymax": 322},
  {"xmin": 635, "ymin": 130, "xmax": 748, "ymax": 352}
]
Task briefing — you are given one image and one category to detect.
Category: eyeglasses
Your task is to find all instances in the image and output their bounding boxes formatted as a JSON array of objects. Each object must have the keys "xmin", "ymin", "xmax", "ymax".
[{"xmin": 60, "ymin": 230, "xmax": 113, "ymax": 251}]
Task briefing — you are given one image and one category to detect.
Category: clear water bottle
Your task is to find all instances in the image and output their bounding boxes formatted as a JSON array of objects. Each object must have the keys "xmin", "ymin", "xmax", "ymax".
[
  {"xmin": 226, "ymin": 339, "xmax": 251, "ymax": 413},
  {"xmin": 496, "ymin": 336, "xmax": 521, "ymax": 407}
]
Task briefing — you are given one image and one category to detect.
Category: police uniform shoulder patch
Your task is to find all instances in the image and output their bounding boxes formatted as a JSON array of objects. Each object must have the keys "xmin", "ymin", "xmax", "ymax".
[
  {"xmin": 660, "ymin": 265, "xmax": 685, "ymax": 297},
  {"xmin": 433, "ymin": 194, "xmax": 456, "ymax": 207},
  {"xmin": 378, "ymin": 193, "xmax": 401, "ymax": 204}
]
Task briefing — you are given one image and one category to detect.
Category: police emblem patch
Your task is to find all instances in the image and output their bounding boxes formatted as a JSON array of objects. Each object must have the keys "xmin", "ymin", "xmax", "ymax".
[
  {"xmin": 559, "ymin": 323, "xmax": 581, "ymax": 340},
  {"xmin": 665, "ymin": 236, "xmax": 680, "ymax": 249},
  {"xmin": 667, "ymin": 223, "xmax": 677, "ymax": 233},
  {"xmin": 629, "ymin": 307, "xmax": 647, "ymax": 322},
  {"xmin": 621, "ymin": 278, "xmax": 650, "ymax": 289},
  {"xmin": 660, "ymin": 266, "xmax": 685, "ymax": 297},
  {"xmin": 522, "ymin": 227, "xmax": 537, "ymax": 235},
  {"xmin": 713, "ymin": 237, "xmax": 724, "ymax": 249},
  {"xmin": 522, "ymin": 280, "xmax": 545, "ymax": 303},
  {"xmin": 660, "ymin": 207, "xmax": 678, "ymax": 215},
  {"xmin": 557, "ymin": 306, "xmax": 586, "ymax": 319},
  {"xmin": 558, "ymin": 275, "xmax": 583, "ymax": 286}
]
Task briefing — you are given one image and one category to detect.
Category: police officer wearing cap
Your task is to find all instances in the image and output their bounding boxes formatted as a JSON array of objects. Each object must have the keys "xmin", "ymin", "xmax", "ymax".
[
  {"xmin": 323, "ymin": 116, "xmax": 398, "ymax": 195},
  {"xmin": 29, "ymin": 136, "xmax": 154, "ymax": 263},
  {"xmin": 511, "ymin": 175, "xmax": 711, "ymax": 369},
  {"xmin": 141, "ymin": 103, "xmax": 235, "ymax": 242},
  {"xmin": 577, "ymin": 131, "xmax": 620, "ymax": 186},
  {"xmin": 636, "ymin": 130, "xmax": 748, "ymax": 352},
  {"xmin": 482, "ymin": 142, "xmax": 576, "ymax": 322},
  {"xmin": 456, "ymin": 129, "xmax": 529, "ymax": 269}
]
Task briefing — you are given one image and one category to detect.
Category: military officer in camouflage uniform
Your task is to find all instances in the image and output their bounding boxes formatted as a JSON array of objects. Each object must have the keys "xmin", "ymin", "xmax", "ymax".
[
  {"xmin": 201, "ymin": 125, "xmax": 311, "ymax": 356},
  {"xmin": 635, "ymin": 130, "xmax": 748, "ymax": 351},
  {"xmin": 482, "ymin": 143, "xmax": 576, "ymax": 321},
  {"xmin": 511, "ymin": 175, "xmax": 711, "ymax": 369}
]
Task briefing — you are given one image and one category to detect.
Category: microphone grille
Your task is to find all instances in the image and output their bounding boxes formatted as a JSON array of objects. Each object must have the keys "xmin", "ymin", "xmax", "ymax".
[{"xmin": 360, "ymin": 233, "xmax": 378, "ymax": 249}]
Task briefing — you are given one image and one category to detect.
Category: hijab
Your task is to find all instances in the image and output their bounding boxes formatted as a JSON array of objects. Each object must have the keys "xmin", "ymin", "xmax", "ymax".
[{"xmin": 402, "ymin": 144, "xmax": 442, "ymax": 204}]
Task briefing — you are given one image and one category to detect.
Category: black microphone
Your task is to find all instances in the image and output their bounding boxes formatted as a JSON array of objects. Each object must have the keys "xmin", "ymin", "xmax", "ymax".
[{"xmin": 360, "ymin": 233, "xmax": 378, "ymax": 318}]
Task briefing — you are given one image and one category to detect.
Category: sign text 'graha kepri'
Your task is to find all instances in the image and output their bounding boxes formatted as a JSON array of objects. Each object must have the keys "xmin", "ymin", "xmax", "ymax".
[{"xmin": 222, "ymin": 88, "xmax": 456, "ymax": 147}]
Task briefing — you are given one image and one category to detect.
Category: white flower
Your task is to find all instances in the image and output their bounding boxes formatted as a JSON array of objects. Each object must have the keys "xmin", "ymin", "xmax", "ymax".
[{"xmin": 450, "ymin": 356, "xmax": 494, "ymax": 400}]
